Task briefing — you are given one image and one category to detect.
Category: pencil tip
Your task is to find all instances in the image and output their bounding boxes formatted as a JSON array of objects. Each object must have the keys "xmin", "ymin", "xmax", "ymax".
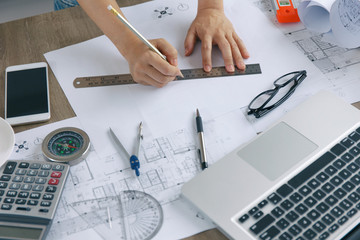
[{"xmin": 196, "ymin": 108, "xmax": 199, "ymax": 116}]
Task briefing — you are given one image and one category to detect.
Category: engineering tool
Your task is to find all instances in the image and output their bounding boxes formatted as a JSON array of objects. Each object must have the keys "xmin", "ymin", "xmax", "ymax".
[
  {"xmin": 73, "ymin": 64, "xmax": 262, "ymax": 88},
  {"xmin": 109, "ymin": 122, "xmax": 143, "ymax": 177},
  {"xmin": 70, "ymin": 190, "xmax": 163, "ymax": 240},
  {"xmin": 42, "ymin": 127, "xmax": 91, "ymax": 166},
  {"xmin": 272, "ymin": 0, "xmax": 300, "ymax": 23},
  {"xmin": 0, "ymin": 160, "xmax": 70, "ymax": 240}
]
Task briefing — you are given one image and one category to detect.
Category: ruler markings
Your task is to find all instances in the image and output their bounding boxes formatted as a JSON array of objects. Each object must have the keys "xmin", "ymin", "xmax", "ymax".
[{"xmin": 73, "ymin": 63, "xmax": 261, "ymax": 88}]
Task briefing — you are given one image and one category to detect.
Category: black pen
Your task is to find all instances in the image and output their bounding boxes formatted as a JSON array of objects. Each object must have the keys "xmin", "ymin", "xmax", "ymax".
[{"xmin": 196, "ymin": 109, "xmax": 208, "ymax": 170}]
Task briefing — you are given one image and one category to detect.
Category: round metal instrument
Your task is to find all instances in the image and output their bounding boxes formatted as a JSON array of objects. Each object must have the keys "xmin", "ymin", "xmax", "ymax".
[{"xmin": 42, "ymin": 127, "xmax": 90, "ymax": 165}]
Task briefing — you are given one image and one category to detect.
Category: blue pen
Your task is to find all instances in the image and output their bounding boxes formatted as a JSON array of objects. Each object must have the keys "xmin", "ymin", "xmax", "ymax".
[{"xmin": 109, "ymin": 122, "xmax": 143, "ymax": 176}]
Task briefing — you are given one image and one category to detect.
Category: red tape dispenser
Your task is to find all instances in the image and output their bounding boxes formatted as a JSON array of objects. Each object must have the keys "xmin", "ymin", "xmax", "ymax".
[{"xmin": 272, "ymin": 0, "xmax": 300, "ymax": 23}]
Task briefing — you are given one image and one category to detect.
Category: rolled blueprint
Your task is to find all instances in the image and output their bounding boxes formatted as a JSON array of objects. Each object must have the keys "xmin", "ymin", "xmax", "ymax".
[{"xmin": 298, "ymin": 0, "xmax": 360, "ymax": 48}]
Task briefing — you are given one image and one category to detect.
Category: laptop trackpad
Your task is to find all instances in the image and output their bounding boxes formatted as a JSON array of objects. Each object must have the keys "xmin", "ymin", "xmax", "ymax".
[{"xmin": 237, "ymin": 122, "xmax": 318, "ymax": 181}]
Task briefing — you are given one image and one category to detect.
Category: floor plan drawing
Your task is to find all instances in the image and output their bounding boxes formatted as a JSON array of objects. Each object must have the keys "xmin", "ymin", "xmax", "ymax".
[
  {"xmin": 9, "ymin": 112, "xmax": 256, "ymax": 239},
  {"xmin": 249, "ymin": 0, "xmax": 360, "ymax": 103}
]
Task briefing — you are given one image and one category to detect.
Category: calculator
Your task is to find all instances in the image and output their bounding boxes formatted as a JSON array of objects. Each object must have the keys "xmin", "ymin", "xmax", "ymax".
[{"xmin": 0, "ymin": 160, "xmax": 70, "ymax": 240}]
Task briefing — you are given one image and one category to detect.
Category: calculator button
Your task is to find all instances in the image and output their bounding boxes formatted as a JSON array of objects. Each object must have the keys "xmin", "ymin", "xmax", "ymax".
[
  {"xmin": 30, "ymin": 193, "xmax": 41, "ymax": 199},
  {"xmin": 27, "ymin": 170, "xmax": 38, "ymax": 176},
  {"xmin": 41, "ymin": 164, "xmax": 52, "ymax": 170},
  {"xmin": 38, "ymin": 171, "xmax": 49, "ymax": 177},
  {"xmin": 35, "ymin": 178, "xmax": 46, "ymax": 184},
  {"xmin": 15, "ymin": 199, "xmax": 26, "ymax": 205},
  {"xmin": 15, "ymin": 169, "xmax": 26, "ymax": 175},
  {"xmin": 19, "ymin": 162, "xmax": 30, "ymax": 168},
  {"xmin": 4, "ymin": 198, "xmax": 15, "ymax": 204},
  {"xmin": 40, "ymin": 201, "xmax": 51, "ymax": 207},
  {"xmin": 27, "ymin": 200, "xmax": 38, "ymax": 206},
  {"xmin": 20, "ymin": 184, "xmax": 32, "ymax": 191},
  {"xmin": 16, "ymin": 207, "xmax": 31, "ymax": 211},
  {"xmin": 18, "ymin": 192, "xmax": 29, "ymax": 198},
  {"xmin": 51, "ymin": 172, "xmax": 62, "ymax": 178},
  {"xmin": 6, "ymin": 191, "xmax": 17, "ymax": 197},
  {"xmin": 0, "ymin": 182, "xmax": 8, "ymax": 188},
  {"xmin": 0, "ymin": 175, "xmax": 11, "ymax": 181},
  {"xmin": 43, "ymin": 194, "xmax": 54, "ymax": 200},
  {"xmin": 3, "ymin": 162, "xmax": 17, "ymax": 174},
  {"xmin": 9, "ymin": 183, "xmax": 20, "ymax": 190},
  {"xmin": 24, "ymin": 177, "xmax": 35, "ymax": 183},
  {"xmin": 52, "ymin": 165, "xmax": 65, "ymax": 171},
  {"xmin": 0, "ymin": 190, "xmax": 4, "ymax": 196},
  {"xmin": 1, "ymin": 204, "xmax": 12, "ymax": 210},
  {"xmin": 48, "ymin": 179, "xmax": 59, "ymax": 185},
  {"xmin": 39, "ymin": 209, "xmax": 49, "ymax": 213},
  {"xmin": 13, "ymin": 176, "xmax": 24, "ymax": 182},
  {"xmin": 33, "ymin": 185, "xmax": 44, "ymax": 192},
  {"xmin": 46, "ymin": 186, "xmax": 57, "ymax": 192},
  {"xmin": 30, "ymin": 163, "xmax": 41, "ymax": 169}
]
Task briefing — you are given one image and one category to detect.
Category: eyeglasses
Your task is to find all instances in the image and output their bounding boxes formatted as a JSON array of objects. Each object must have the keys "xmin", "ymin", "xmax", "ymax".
[{"xmin": 247, "ymin": 70, "xmax": 307, "ymax": 118}]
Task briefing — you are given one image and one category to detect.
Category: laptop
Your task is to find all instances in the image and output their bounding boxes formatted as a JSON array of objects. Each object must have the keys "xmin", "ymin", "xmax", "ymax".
[{"xmin": 182, "ymin": 91, "xmax": 360, "ymax": 240}]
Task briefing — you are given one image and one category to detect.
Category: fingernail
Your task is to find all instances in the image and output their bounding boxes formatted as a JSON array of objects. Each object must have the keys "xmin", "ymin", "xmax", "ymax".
[
  {"xmin": 238, "ymin": 62, "xmax": 246, "ymax": 70},
  {"xmin": 171, "ymin": 58, "xmax": 178, "ymax": 66},
  {"xmin": 204, "ymin": 65, "xmax": 212, "ymax": 72},
  {"xmin": 185, "ymin": 47, "xmax": 189, "ymax": 56},
  {"xmin": 178, "ymin": 70, "xmax": 184, "ymax": 78},
  {"xmin": 226, "ymin": 65, "xmax": 235, "ymax": 72}
]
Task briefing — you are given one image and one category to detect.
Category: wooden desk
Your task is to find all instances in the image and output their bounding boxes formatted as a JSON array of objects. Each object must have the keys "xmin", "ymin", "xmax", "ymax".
[{"xmin": 0, "ymin": 1, "xmax": 228, "ymax": 239}]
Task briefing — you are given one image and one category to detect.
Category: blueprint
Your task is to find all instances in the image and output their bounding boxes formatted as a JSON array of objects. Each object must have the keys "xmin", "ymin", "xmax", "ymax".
[
  {"xmin": 250, "ymin": 0, "xmax": 360, "ymax": 101},
  {"xmin": 244, "ymin": 0, "xmax": 360, "ymax": 133},
  {"xmin": 9, "ymin": 112, "xmax": 256, "ymax": 239}
]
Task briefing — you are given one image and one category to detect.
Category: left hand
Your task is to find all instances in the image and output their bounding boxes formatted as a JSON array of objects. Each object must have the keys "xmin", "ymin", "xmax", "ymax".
[{"xmin": 184, "ymin": 8, "xmax": 249, "ymax": 72}]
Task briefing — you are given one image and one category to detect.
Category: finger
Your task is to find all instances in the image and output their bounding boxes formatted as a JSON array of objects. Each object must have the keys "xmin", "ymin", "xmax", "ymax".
[
  {"xmin": 134, "ymin": 70, "xmax": 172, "ymax": 88},
  {"xmin": 184, "ymin": 27, "xmax": 197, "ymax": 56},
  {"xmin": 201, "ymin": 36, "xmax": 213, "ymax": 72},
  {"xmin": 150, "ymin": 52, "xmax": 182, "ymax": 78},
  {"xmin": 227, "ymin": 35, "xmax": 245, "ymax": 71},
  {"xmin": 153, "ymin": 38, "xmax": 178, "ymax": 66},
  {"xmin": 234, "ymin": 33, "xmax": 250, "ymax": 59},
  {"xmin": 217, "ymin": 36, "xmax": 235, "ymax": 72},
  {"xmin": 146, "ymin": 64, "xmax": 177, "ymax": 85}
]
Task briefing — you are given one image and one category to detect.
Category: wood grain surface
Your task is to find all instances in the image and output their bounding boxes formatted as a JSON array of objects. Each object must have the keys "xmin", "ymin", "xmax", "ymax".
[{"xmin": 0, "ymin": 1, "xmax": 228, "ymax": 239}]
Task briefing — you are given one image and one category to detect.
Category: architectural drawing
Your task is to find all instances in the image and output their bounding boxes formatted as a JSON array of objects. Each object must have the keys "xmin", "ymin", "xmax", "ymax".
[
  {"xmin": 10, "ymin": 113, "xmax": 254, "ymax": 239},
  {"xmin": 250, "ymin": 0, "xmax": 360, "ymax": 94}
]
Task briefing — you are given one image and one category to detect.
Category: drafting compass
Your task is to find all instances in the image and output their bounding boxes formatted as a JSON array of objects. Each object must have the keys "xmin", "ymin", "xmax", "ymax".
[
  {"xmin": 109, "ymin": 122, "xmax": 143, "ymax": 176},
  {"xmin": 42, "ymin": 127, "xmax": 91, "ymax": 165}
]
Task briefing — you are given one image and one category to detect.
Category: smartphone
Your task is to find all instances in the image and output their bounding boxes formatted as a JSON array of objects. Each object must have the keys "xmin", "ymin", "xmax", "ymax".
[{"xmin": 5, "ymin": 62, "xmax": 50, "ymax": 126}]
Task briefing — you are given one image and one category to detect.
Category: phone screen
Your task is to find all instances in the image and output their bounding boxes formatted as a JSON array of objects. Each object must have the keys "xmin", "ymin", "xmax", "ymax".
[{"xmin": 6, "ymin": 67, "xmax": 48, "ymax": 118}]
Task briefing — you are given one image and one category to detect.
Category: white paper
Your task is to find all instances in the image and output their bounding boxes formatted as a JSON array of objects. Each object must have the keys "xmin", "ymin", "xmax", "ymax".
[
  {"xmin": 44, "ymin": 0, "xmax": 330, "ymax": 160},
  {"xmin": 9, "ymin": 109, "xmax": 256, "ymax": 239}
]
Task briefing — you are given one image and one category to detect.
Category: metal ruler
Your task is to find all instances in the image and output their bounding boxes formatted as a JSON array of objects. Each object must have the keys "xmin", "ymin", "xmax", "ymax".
[{"xmin": 73, "ymin": 63, "xmax": 261, "ymax": 88}]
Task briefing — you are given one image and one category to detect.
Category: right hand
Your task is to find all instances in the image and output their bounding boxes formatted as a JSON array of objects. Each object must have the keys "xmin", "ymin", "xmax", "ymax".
[{"xmin": 124, "ymin": 38, "xmax": 182, "ymax": 88}]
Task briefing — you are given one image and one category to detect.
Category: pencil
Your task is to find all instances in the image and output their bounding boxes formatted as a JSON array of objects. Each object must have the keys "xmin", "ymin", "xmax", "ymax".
[
  {"xmin": 107, "ymin": 5, "xmax": 183, "ymax": 78},
  {"xmin": 107, "ymin": 5, "xmax": 166, "ymax": 60}
]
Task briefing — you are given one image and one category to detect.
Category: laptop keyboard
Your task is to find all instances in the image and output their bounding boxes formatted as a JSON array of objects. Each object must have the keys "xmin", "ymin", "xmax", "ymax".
[{"xmin": 239, "ymin": 127, "xmax": 360, "ymax": 240}]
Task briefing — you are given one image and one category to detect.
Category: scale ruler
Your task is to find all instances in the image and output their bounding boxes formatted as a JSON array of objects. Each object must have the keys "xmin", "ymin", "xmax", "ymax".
[{"xmin": 73, "ymin": 63, "xmax": 261, "ymax": 88}]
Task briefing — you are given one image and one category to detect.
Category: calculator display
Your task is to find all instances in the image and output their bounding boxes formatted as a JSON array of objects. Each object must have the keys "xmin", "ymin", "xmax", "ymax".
[{"xmin": 0, "ymin": 225, "xmax": 42, "ymax": 239}]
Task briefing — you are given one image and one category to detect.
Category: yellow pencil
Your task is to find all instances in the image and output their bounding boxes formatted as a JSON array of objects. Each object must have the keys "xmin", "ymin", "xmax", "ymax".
[
  {"xmin": 108, "ymin": 5, "xmax": 166, "ymax": 60},
  {"xmin": 107, "ymin": 5, "xmax": 183, "ymax": 78}
]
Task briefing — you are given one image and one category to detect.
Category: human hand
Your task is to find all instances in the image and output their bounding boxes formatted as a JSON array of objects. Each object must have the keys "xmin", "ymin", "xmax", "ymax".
[
  {"xmin": 184, "ymin": 8, "xmax": 249, "ymax": 72},
  {"xmin": 124, "ymin": 38, "xmax": 182, "ymax": 88}
]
